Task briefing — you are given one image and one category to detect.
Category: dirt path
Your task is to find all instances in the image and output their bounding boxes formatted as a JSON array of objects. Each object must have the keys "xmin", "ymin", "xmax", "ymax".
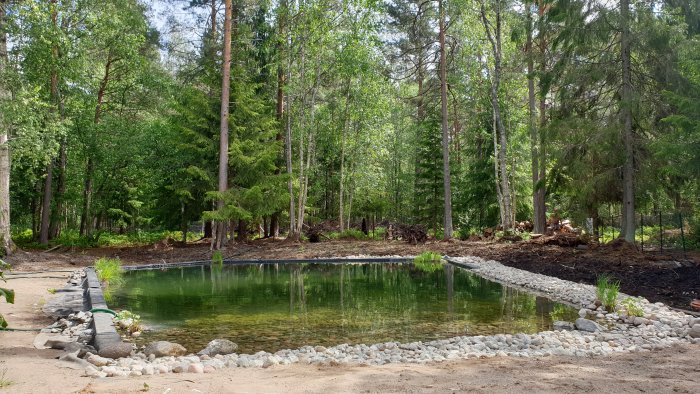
[{"xmin": 1, "ymin": 271, "xmax": 699, "ymax": 393}]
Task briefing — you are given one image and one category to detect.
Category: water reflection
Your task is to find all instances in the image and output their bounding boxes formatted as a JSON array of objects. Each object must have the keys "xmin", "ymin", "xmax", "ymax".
[{"xmin": 111, "ymin": 262, "xmax": 577, "ymax": 353}]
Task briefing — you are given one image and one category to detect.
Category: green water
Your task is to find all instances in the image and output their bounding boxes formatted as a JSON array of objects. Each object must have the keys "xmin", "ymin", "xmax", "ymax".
[{"xmin": 110, "ymin": 262, "xmax": 577, "ymax": 354}]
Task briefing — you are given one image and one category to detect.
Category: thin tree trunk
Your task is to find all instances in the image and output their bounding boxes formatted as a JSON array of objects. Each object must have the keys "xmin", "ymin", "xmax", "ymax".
[
  {"xmin": 0, "ymin": 0, "xmax": 13, "ymax": 255},
  {"xmin": 295, "ymin": 35, "xmax": 307, "ymax": 234},
  {"xmin": 80, "ymin": 53, "xmax": 114, "ymax": 236},
  {"xmin": 296, "ymin": 69, "xmax": 320, "ymax": 234},
  {"xmin": 214, "ymin": 0, "xmax": 232, "ymax": 250},
  {"xmin": 40, "ymin": 1, "xmax": 60, "ymax": 245},
  {"xmin": 526, "ymin": 1, "xmax": 545, "ymax": 234},
  {"xmin": 620, "ymin": 0, "xmax": 635, "ymax": 242},
  {"xmin": 481, "ymin": 0, "xmax": 513, "ymax": 231},
  {"xmin": 339, "ymin": 78, "xmax": 351, "ymax": 232},
  {"xmin": 79, "ymin": 158, "xmax": 93, "ymax": 236},
  {"xmin": 180, "ymin": 201, "xmax": 187, "ymax": 246},
  {"xmin": 270, "ymin": 0, "xmax": 288, "ymax": 238},
  {"xmin": 285, "ymin": 73, "xmax": 297, "ymax": 240},
  {"xmin": 439, "ymin": 0, "xmax": 453, "ymax": 239},
  {"xmin": 211, "ymin": 0, "xmax": 217, "ymax": 38},
  {"xmin": 50, "ymin": 139, "xmax": 67, "ymax": 238},
  {"xmin": 39, "ymin": 163, "xmax": 53, "ymax": 245},
  {"xmin": 492, "ymin": 107, "xmax": 505, "ymax": 226}
]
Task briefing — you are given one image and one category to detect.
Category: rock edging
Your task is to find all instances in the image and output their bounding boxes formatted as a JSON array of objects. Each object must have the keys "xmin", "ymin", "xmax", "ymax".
[{"xmin": 78, "ymin": 256, "xmax": 698, "ymax": 377}]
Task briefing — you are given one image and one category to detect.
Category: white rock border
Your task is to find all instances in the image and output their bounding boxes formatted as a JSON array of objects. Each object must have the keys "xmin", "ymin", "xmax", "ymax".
[{"xmin": 81, "ymin": 256, "xmax": 700, "ymax": 378}]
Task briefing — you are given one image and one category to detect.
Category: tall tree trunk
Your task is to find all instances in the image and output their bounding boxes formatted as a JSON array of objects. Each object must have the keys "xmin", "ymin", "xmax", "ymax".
[
  {"xmin": 481, "ymin": 0, "xmax": 513, "ymax": 231},
  {"xmin": 439, "ymin": 0, "xmax": 453, "ymax": 239},
  {"xmin": 526, "ymin": 1, "xmax": 545, "ymax": 234},
  {"xmin": 413, "ymin": 57, "xmax": 425, "ymax": 221},
  {"xmin": 296, "ymin": 69, "xmax": 320, "ymax": 234},
  {"xmin": 284, "ymin": 15, "xmax": 297, "ymax": 240},
  {"xmin": 50, "ymin": 140, "xmax": 66, "ymax": 238},
  {"xmin": 0, "ymin": 0, "xmax": 14, "ymax": 255},
  {"xmin": 285, "ymin": 73, "xmax": 297, "ymax": 240},
  {"xmin": 79, "ymin": 158, "xmax": 93, "ymax": 236},
  {"xmin": 214, "ymin": 0, "xmax": 232, "ymax": 250},
  {"xmin": 270, "ymin": 0, "xmax": 288, "ymax": 238},
  {"xmin": 39, "ymin": 163, "xmax": 53, "ymax": 244},
  {"xmin": 210, "ymin": 0, "xmax": 217, "ymax": 38},
  {"xmin": 338, "ymin": 79, "xmax": 351, "ymax": 232},
  {"xmin": 80, "ymin": 54, "xmax": 113, "ymax": 236},
  {"xmin": 40, "ymin": 0, "xmax": 60, "ymax": 245},
  {"xmin": 620, "ymin": 0, "xmax": 635, "ymax": 242}
]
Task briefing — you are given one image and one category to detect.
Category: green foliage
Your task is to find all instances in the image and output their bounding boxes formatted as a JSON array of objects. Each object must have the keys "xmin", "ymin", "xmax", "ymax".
[
  {"xmin": 550, "ymin": 304, "xmax": 578, "ymax": 322},
  {"xmin": 596, "ymin": 275, "xmax": 620, "ymax": 311},
  {"xmin": 95, "ymin": 258, "xmax": 124, "ymax": 287},
  {"xmin": 13, "ymin": 229, "xmax": 197, "ymax": 249},
  {"xmin": 620, "ymin": 297, "xmax": 645, "ymax": 317},
  {"xmin": 212, "ymin": 251, "xmax": 224, "ymax": 268},
  {"xmin": 114, "ymin": 310, "xmax": 142, "ymax": 335},
  {"xmin": 413, "ymin": 252, "xmax": 445, "ymax": 273},
  {"xmin": 0, "ymin": 260, "xmax": 15, "ymax": 329}
]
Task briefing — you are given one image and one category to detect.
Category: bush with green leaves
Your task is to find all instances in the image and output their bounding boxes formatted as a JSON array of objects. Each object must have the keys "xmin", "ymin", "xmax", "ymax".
[
  {"xmin": 95, "ymin": 257, "xmax": 124, "ymax": 286},
  {"xmin": 620, "ymin": 297, "xmax": 645, "ymax": 317},
  {"xmin": 114, "ymin": 310, "xmax": 143, "ymax": 334},
  {"xmin": 596, "ymin": 274, "xmax": 620, "ymax": 311},
  {"xmin": 0, "ymin": 260, "xmax": 15, "ymax": 329}
]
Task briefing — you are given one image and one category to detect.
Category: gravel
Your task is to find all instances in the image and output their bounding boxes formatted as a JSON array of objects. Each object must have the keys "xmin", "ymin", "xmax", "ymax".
[{"xmin": 66, "ymin": 257, "xmax": 697, "ymax": 378}]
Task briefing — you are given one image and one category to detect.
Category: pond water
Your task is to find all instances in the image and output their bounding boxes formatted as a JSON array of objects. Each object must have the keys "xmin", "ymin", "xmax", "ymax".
[{"xmin": 109, "ymin": 262, "xmax": 577, "ymax": 354}]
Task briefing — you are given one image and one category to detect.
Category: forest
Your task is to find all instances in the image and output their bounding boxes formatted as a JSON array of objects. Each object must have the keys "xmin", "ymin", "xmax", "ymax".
[{"xmin": 0, "ymin": 0, "xmax": 699, "ymax": 255}]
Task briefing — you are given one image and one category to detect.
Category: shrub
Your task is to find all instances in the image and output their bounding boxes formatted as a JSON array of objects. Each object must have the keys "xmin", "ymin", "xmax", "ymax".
[
  {"xmin": 620, "ymin": 297, "xmax": 644, "ymax": 317},
  {"xmin": 95, "ymin": 258, "xmax": 124, "ymax": 286},
  {"xmin": 596, "ymin": 274, "xmax": 620, "ymax": 311},
  {"xmin": 338, "ymin": 229, "xmax": 367, "ymax": 240}
]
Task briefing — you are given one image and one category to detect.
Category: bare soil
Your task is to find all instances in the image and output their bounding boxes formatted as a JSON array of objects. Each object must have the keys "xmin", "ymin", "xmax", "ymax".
[{"xmin": 6, "ymin": 238, "xmax": 700, "ymax": 311}]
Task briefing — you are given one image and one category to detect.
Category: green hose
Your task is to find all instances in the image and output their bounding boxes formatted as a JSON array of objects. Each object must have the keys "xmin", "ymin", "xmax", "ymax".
[{"xmin": 90, "ymin": 308, "xmax": 117, "ymax": 316}]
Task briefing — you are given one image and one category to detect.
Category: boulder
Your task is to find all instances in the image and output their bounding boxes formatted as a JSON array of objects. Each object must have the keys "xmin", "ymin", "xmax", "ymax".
[
  {"xmin": 98, "ymin": 342, "xmax": 134, "ymax": 359},
  {"xmin": 689, "ymin": 324, "xmax": 700, "ymax": 339},
  {"xmin": 33, "ymin": 333, "xmax": 74, "ymax": 350},
  {"xmin": 553, "ymin": 321, "xmax": 575, "ymax": 331},
  {"xmin": 575, "ymin": 318, "xmax": 605, "ymax": 333},
  {"xmin": 197, "ymin": 339, "xmax": 238, "ymax": 357},
  {"xmin": 86, "ymin": 353, "xmax": 113, "ymax": 367},
  {"xmin": 58, "ymin": 353, "xmax": 93, "ymax": 370},
  {"xmin": 187, "ymin": 363, "xmax": 205, "ymax": 373},
  {"xmin": 144, "ymin": 341, "xmax": 187, "ymax": 357}
]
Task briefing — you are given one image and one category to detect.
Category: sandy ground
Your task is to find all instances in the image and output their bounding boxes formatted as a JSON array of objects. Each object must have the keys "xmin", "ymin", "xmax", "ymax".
[{"xmin": 1, "ymin": 271, "xmax": 700, "ymax": 394}]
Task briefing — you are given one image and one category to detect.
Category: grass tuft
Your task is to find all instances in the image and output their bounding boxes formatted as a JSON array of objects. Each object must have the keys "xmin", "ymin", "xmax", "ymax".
[
  {"xmin": 413, "ymin": 251, "xmax": 444, "ymax": 273},
  {"xmin": 95, "ymin": 257, "xmax": 124, "ymax": 286},
  {"xmin": 596, "ymin": 274, "xmax": 620, "ymax": 311}
]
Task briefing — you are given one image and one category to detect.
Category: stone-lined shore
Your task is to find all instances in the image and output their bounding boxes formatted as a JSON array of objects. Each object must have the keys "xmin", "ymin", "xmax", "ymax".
[{"xmin": 43, "ymin": 256, "xmax": 700, "ymax": 378}]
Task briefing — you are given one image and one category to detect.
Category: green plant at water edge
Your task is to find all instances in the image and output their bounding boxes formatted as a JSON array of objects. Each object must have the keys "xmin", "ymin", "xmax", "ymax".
[
  {"xmin": 550, "ymin": 304, "xmax": 577, "ymax": 322},
  {"xmin": 620, "ymin": 297, "xmax": 644, "ymax": 317},
  {"xmin": 596, "ymin": 274, "xmax": 620, "ymax": 311},
  {"xmin": 114, "ymin": 310, "xmax": 143, "ymax": 335},
  {"xmin": 0, "ymin": 260, "xmax": 15, "ymax": 329},
  {"xmin": 95, "ymin": 258, "xmax": 124, "ymax": 287},
  {"xmin": 414, "ymin": 251, "xmax": 444, "ymax": 273},
  {"xmin": 212, "ymin": 251, "xmax": 224, "ymax": 267}
]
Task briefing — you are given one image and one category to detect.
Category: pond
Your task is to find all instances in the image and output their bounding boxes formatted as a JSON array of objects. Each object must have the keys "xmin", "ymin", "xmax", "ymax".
[{"xmin": 109, "ymin": 262, "xmax": 578, "ymax": 354}]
